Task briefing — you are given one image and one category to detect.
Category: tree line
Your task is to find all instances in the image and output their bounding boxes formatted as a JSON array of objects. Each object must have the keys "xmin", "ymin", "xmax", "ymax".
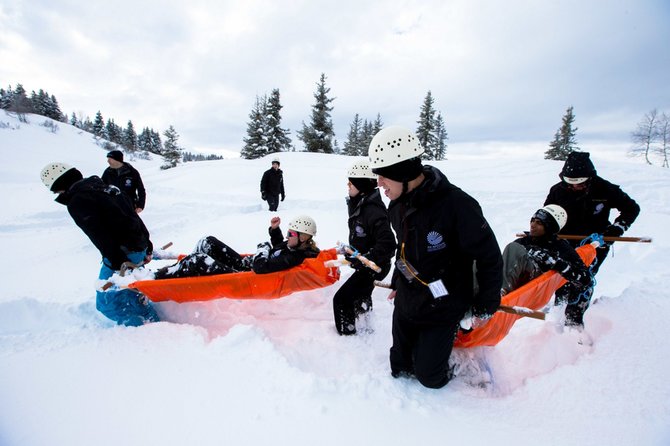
[
  {"xmin": 241, "ymin": 73, "xmax": 449, "ymax": 160},
  {"xmin": 1, "ymin": 83, "xmax": 184, "ymax": 169}
]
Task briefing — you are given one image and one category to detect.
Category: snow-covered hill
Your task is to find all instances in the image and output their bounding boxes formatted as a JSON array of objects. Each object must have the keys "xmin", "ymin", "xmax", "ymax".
[{"xmin": 1, "ymin": 112, "xmax": 668, "ymax": 446}]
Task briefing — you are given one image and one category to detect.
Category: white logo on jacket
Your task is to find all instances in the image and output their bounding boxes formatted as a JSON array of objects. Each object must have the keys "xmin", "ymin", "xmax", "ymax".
[{"xmin": 426, "ymin": 231, "xmax": 446, "ymax": 252}]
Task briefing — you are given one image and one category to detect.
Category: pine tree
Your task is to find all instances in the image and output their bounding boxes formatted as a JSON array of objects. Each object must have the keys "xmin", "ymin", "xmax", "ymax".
[
  {"xmin": 122, "ymin": 120, "xmax": 137, "ymax": 152},
  {"xmin": 0, "ymin": 87, "xmax": 10, "ymax": 109},
  {"xmin": 266, "ymin": 89, "xmax": 292, "ymax": 153},
  {"xmin": 93, "ymin": 111, "xmax": 105, "ymax": 137},
  {"xmin": 434, "ymin": 112, "xmax": 448, "ymax": 160},
  {"xmin": 416, "ymin": 91, "xmax": 437, "ymax": 160},
  {"xmin": 150, "ymin": 129, "xmax": 163, "ymax": 154},
  {"xmin": 297, "ymin": 73, "xmax": 335, "ymax": 153},
  {"xmin": 70, "ymin": 112, "xmax": 78, "ymax": 127},
  {"xmin": 105, "ymin": 118, "xmax": 122, "ymax": 144},
  {"xmin": 241, "ymin": 95, "xmax": 269, "ymax": 159},
  {"xmin": 8, "ymin": 84, "xmax": 31, "ymax": 121},
  {"xmin": 545, "ymin": 106, "xmax": 579, "ymax": 160},
  {"xmin": 161, "ymin": 125, "xmax": 182, "ymax": 169},
  {"xmin": 343, "ymin": 114, "xmax": 362, "ymax": 156}
]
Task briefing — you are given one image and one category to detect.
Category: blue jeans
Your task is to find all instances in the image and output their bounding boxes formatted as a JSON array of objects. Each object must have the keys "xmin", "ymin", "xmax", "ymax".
[{"xmin": 97, "ymin": 251, "xmax": 160, "ymax": 326}]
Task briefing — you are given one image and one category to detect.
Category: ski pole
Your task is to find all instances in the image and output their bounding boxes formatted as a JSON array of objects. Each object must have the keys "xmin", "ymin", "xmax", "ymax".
[
  {"xmin": 336, "ymin": 243, "xmax": 382, "ymax": 273},
  {"xmin": 516, "ymin": 233, "xmax": 652, "ymax": 243},
  {"xmin": 373, "ymin": 281, "xmax": 547, "ymax": 321},
  {"xmin": 101, "ymin": 242, "xmax": 174, "ymax": 291}
]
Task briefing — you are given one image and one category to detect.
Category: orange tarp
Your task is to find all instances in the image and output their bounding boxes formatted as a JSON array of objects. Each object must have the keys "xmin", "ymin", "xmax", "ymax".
[
  {"xmin": 130, "ymin": 249, "xmax": 340, "ymax": 303},
  {"xmin": 454, "ymin": 243, "xmax": 597, "ymax": 348}
]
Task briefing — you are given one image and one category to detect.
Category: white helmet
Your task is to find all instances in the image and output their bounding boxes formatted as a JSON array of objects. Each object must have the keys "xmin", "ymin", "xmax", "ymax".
[
  {"xmin": 288, "ymin": 215, "xmax": 317, "ymax": 236},
  {"xmin": 368, "ymin": 126, "xmax": 424, "ymax": 168},
  {"xmin": 347, "ymin": 160, "xmax": 377, "ymax": 179},
  {"xmin": 272, "ymin": 157, "xmax": 280, "ymax": 165},
  {"xmin": 538, "ymin": 204, "xmax": 568, "ymax": 231},
  {"xmin": 40, "ymin": 162, "xmax": 73, "ymax": 190}
]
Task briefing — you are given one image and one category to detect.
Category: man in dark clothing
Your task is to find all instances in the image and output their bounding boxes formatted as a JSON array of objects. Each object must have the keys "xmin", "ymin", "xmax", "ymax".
[
  {"xmin": 102, "ymin": 150, "xmax": 147, "ymax": 213},
  {"xmin": 260, "ymin": 158, "xmax": 285, "ymax": 212},
  {"xmin": 369, "ymin": 126, "xmax": 503, "ymax": 389},
  {"xmin": 502, "ymin": 205, "xmax": 592, "ymax": 295},
  {"xmin": 544, "ymin": 151, "xmax": 640, "ymax": 327},
  {"xmin": 40, "ymin": 162, "xmax": 159, "ymax": 326},
  {"xmin": 333, "ymin": 161, "xmax": 396, "ymax": 335}
]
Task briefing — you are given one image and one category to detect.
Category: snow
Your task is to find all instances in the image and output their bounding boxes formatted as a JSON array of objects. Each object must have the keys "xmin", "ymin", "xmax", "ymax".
[{"xmin": 1, "ymin": 113, "xmax": 669, "ymax": 446}]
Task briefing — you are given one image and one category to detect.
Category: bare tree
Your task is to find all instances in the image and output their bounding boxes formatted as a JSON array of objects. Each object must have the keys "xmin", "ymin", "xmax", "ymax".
[
  {"xmin": 630, "ymin": 109, "xmax": 659, "ymax": 165},
  {"xmin": 656, "ymin": 112, "xmax": 669, "ymax": 168}
]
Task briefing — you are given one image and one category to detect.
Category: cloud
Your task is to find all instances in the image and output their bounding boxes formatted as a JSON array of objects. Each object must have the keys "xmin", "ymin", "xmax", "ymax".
[{"xmin": 1, "ymin": 0, "xmax": 669, "ymax": 153}]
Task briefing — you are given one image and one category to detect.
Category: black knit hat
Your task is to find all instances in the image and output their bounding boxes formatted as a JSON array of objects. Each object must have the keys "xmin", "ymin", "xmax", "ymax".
[
  {"xmin": 560, "ymin": 152, "xmax": 596, "ymax": 180},
  {"xmin": 107, "ymin": 150, "xmax": 124, "ymax": 162},
  {"xmin": 371, "ymin": 157, "xmax": 423, "ymax": 182},
  {"xmin": 532, "ymin": 208, "xmax": 560, "ymax": 235},
  {"xmin": 349, "ymin": 177, "xmax": 377, "ymax": 195},
  {"xmin": 51, "ymin": 167, "xmax": 83, "ymax": 192}
]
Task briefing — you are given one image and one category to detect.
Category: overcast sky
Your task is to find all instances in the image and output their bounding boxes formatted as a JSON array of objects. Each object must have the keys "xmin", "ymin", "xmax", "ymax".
[{"xmin": 2, "ymin": 0, "xmax": 669, "ymax": 155}]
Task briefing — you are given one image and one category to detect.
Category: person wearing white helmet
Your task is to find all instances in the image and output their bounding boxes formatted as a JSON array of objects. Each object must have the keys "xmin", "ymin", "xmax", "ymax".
[
  {"xmin": 501, "ymin": 205, "xmax": 592, "ymax": 295},
  {"xmin": 154, "ymin": 215, "xmax": 319, "ymax": 279},
  {"xmin": 369, "ymin": 126, "xmax": 503, "ymax": 389},
  {"xmin": 545, "ymin": 151, "xmax": 640, "ymax": 328},
  {"xmin": 260, "ymin": 157, "xmax": 285, "ymax": 212},
  {"xmin": 332, "ymin": 160, "xmax": 395, "ymax": 335},
  {"xmin": 40, "ymin": 162, "xmax": 159, "ymax": 326}
]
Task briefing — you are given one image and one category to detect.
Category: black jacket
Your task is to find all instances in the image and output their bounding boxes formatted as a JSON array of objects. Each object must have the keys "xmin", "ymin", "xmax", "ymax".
[
  {"xmin": 388, "ymin": 166, "xmax": 503, "ymax": 323},
  {"xmin": 347, "ymin": 189, "xmax": 395, "ymax": 278},
  {"xmin": 544, "ymin": 176, "xmax": 639, "ymax": 238},
  {"xmin": 56, "ymin": 176, "xmax": 152, "ymax": 269},
  {"xmin": 252, "ymin": 226, "xmax": 319, "ymax": 274},
  {"xmin": 514, "ymin": 233, "xmax": 592, "ymax": 289},
  {"xmin": 102, "ymin": 162, "xmax": 146, "ymax": 209},
  {"xmin": 260, "ymin": 168, "xmax": 285, "ymax": 197}
]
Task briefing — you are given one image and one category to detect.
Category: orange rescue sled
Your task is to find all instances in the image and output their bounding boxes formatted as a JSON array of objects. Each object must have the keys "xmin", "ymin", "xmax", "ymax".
[
  {"xmin": 454, "ymin": 243, "xmax": 597, "ymax": 348},
  {"xmin": 129, "ymin": 249, "xmax": 340, "ymax": 303}
]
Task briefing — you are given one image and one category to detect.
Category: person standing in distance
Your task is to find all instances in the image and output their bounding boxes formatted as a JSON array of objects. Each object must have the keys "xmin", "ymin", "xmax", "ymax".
[
  {"xmin": 101, "ymin": 150, "xmax": 147, "ymax": 213},
  {"xmin": 40, "ymin": 162, "xmax": 159, "ymax": 326},
  {"xmin": 369, "ymin": 126, "xmax": 503, "ymax": 389},
  {"xmin": 544, "ymin": 151, "xmax": 640, "ymax": 328},
  {"xmin": 260, "ymin": 157, "xmax": 285, "ymax": 212}
]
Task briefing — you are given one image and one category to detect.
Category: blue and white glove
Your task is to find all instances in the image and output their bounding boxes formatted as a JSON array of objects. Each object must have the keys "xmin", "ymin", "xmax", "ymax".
[{"xmin": 253, "ymin": 242, "xmax": 271, "ymax": 261}]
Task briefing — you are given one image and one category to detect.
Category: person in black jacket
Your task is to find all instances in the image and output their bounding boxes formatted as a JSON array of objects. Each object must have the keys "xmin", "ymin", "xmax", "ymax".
[
  {"xmin": 102, "ymin": 150, "xmax": 147, "ymax": 213},
  {"xmin": 369, "ymin": 126, "xmax": 503, "ymax": 389},
  {"xmin": 154, "ymin": 215, "xmax": 319, "ymax": 279},
  {"xmin": 544, "ymin": 151, "xmax": 640, "ymax": 327},
  {"xmin": 40, "ymin": 162, "xmax": 159, "ymax": 326},
  {"xmin": 333, "ymin": 161, "xmax": 396, "ymax": 335},
  {"xmin": 502, "ymin": 205, "xmax": 592, "ymax": 295},
  {"xmin": 260, "ymin": 158, "xmax": 285, "ymax": 212}
]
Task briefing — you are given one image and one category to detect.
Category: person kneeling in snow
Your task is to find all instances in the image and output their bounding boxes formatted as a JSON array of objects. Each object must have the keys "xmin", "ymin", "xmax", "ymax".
[
  {"xmin": 154, "ymin": 215, "xmax": 319, "ymax": 279},
  {"xmin": 502, "ymin": 205, "xmax": 592, "ymax": 297},
  {"xmin": 40, "ymin": 162, "xmax": 160, "ymax": 327}
]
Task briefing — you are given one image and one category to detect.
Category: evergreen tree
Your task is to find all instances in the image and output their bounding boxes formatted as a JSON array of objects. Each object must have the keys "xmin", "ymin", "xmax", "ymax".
[
  {"xmin": 8, "ymin": 84, "xmax": 31, "ymax": 121},
  {"xmin": 0, "ymin": 87, "xmax": 10, "ymax": 109},
  {"xmin": 122, "ymin": 120, "xmax": 137, "ymax": 152},
  {"xmin": 70, "ymin": 112, "xmax": 78, "ymax": 127},
  {"xmin": 105, "ymin": 118, "xmax": 122, "ymax": 144},
  {"xmin": 47, "ymin": 94, "xmax": 64, "ymax": 121},
  {"xmin": 416, "ymin": 91, "xmax": 437, "ymax": 160},
  {"xmin": 241, "ymin": 95, "xmax": 269, "ymax": 159},
  {"xmin": 162, "ymin": 125, "xmax": 183, "ymax": 169},
  {"xmin": 150, "ymin": 129, "xmax": 163, "ymax": 154},
  {"xmin": 266, "ymin": 88, "xmax": 292, "ymax": 153},
  {"xmin": 137, "ymin": 127, "xmax": 152, "ymax": 152},
  {"xmin": 343, "ymin": 114, "xmax": 363, "ymax": 156},
  {"xmin": 93, "ymin": 111, "xmax": 105, "ymax": 137},
  {"xmin": 434, "ymin": 112, "xmax": 448, "ymax": 160},
  {"xmin": 297, "ymin": 73, "xmax": 335, "ymax": 153},
  {"xmin": 545, "ymin": 106, "xmax": 579, "ymax": 160}
]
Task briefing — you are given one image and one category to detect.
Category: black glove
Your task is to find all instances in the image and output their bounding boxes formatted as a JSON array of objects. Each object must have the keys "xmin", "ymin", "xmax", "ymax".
[
  {"xmin": 281, "ymin": 194, "xmax": 285, "ymax": 202},
  {"xmin": 603, "ymin": 224, "xmax": 625, "ymax": 238},
  {"xmin": 552, "ymin": 259, "xmax": 570, "ymax": 274},
  {"xmin": 261, "ymin": 192, "xmax": 267, "ymax": 200},
  {"xmin": 345, "ymin": 254, "xmax": 364, "ymax": 270},
  {"xmin": 526, "ymin": 247, "xmax": 556, "ymax": 267}
]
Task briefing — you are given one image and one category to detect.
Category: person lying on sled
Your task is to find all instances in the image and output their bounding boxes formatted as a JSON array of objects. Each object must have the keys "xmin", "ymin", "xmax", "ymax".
[
  {"xmin": 501, "ymin": 205, "xmax": 592, "ymax": 295},
  {"xmin": 154, "ymin": 215, "xmax": 319, "ymax": 279}
]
